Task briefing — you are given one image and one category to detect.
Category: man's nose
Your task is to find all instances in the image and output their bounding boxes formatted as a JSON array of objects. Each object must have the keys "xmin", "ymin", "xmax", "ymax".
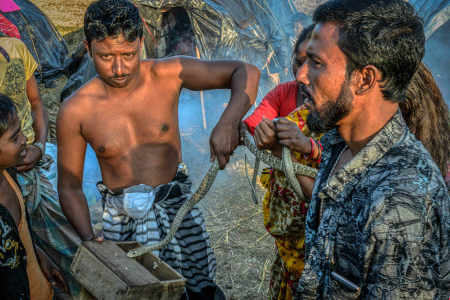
[
  {"xmin": 112, "ymin": 57, "xmax": 124, "ymax": 76},
  {"xmin": 296, "ymin": 61, "xmax": 309, "ymax": 86}
]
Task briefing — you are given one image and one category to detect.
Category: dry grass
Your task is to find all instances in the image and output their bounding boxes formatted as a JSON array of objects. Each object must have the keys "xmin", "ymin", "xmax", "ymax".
[
  {"xmin": 33, "ymin": 0, "xmax": 96, "ymax": 36},
  {"xmin": 183, "ymin": 131, "xmax": 274, "ymax": 299}
]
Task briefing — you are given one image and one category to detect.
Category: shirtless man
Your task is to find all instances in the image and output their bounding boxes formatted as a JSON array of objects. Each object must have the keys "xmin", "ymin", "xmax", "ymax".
[{"xmin": 56, "ymin": 0, "xmax": 259, "ymax": 298}]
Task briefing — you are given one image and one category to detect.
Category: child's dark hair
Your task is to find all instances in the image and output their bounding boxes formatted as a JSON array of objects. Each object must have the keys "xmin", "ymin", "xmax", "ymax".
[{"xmin": 0, "ymin": 94, "xmax": 17, "ymax": 137}]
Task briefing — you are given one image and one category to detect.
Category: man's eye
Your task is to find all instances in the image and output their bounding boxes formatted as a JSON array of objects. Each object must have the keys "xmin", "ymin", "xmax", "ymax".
[
  {"xmin": 309, "ymin": 59, "xmax": 321, "ymax": 68},
  {"xmin": 101, "ymin": 55, "xmax": 111, "ymax": 59},
  {"xmin": 296, "ymin": 59, "xmax": 306, "ymax": 67}
]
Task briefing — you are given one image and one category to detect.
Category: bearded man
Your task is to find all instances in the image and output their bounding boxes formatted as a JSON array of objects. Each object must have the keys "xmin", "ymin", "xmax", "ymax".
[{"xmin": 271, "ymin": 0, "xmax": 449, "ymax": 298}]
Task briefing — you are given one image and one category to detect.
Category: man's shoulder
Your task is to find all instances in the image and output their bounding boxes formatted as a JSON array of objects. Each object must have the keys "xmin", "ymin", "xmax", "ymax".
[
  {"xmin": 145, "ymin": 57, "xmax": 182, "ymax": 78},
  {"xmin": 385, "ymin": 131, "xmax": 441, "ymax": 175},
  {"xmin": 58, "ymin": 78, "xmax": 102, "ymax": 121},
  {"xmin": 368, "ymin": 132, "xmax": 447, "ymax": 203}
]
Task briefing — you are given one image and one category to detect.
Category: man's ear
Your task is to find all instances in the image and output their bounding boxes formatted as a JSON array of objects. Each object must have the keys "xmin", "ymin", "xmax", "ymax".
[
  {"xmin": 84, "ymin": 40, "xmax": 92, "ymax": 57},
  {"xmin": 353, "ymin": 65, "xmax": 381, "ymax": 95}
]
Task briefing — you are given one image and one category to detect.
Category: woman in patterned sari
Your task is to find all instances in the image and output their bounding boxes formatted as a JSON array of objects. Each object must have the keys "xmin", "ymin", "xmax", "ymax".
[{"xmin": 244, "ymin": 25, "xmax": 320, "ymax": 300}]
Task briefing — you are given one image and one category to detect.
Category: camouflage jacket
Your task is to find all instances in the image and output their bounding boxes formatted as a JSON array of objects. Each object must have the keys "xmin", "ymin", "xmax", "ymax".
[{"xmin": 296, "ymin": 110, "xmax": 449, "ymax": 299}]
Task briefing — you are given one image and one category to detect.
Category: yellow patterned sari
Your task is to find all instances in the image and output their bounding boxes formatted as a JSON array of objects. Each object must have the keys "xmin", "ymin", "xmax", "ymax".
[{"xmin": 260, "ymin": 106, "xmax": 322, "ymax": 300}]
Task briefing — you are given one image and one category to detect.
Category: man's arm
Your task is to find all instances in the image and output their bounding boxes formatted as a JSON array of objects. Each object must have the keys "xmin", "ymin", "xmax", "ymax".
[
  {"xmin": 56, "ymin": 102, "xmax": 94, "ymax": 241},
  {"xmin": 165, "ymin": 57, "xmax": 260, "ymax": 168}
]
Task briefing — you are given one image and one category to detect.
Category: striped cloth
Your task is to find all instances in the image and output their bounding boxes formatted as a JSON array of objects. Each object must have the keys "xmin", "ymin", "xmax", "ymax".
[{"xmin": 98, "ymin": 163, "xmax": 217, "ymax": 293}]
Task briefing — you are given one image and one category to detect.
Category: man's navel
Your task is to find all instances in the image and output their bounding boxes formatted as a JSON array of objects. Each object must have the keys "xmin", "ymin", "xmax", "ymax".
[{"xmin": 161, "ymin": 123, "xmax": 169, "ymax": 133}]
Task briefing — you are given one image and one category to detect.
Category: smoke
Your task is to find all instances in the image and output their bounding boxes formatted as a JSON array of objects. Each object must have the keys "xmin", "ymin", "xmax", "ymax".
[{"xmin": 423, "ymin": 20, "xmax": 449, "ymax": 106}]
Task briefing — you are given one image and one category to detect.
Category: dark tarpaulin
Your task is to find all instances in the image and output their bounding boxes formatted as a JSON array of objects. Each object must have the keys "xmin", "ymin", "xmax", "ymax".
[
  {"xmin": 61, "ymin": 0, "xmax": 294, "ymax": 101},
  {"xmin": 3, "ymin": 0, "xmax": 68, "ymax": 86}
]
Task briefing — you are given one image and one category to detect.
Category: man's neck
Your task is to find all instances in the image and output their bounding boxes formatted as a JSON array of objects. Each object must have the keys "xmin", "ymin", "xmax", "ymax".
[{"xmin": 338, "ymin": 99, "xmax": 398, "ymax": 155}]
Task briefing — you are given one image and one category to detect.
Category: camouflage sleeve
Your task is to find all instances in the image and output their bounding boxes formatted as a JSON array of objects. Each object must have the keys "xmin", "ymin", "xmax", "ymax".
[{"xmin": 363, "ymin": 189, "xmax": 449, "ymax": 299}]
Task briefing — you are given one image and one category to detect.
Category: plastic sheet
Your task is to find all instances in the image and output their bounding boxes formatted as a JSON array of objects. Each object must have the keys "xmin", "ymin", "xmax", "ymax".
[{"xmin": 2, "ymin": 0, "xmax": 68, "ymax": 86}]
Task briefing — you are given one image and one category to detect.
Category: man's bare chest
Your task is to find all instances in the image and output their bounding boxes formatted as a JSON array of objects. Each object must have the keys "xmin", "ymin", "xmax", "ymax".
[{"xmin": 82, "ymin": 99, "xmax": 178, "ymax": 157}]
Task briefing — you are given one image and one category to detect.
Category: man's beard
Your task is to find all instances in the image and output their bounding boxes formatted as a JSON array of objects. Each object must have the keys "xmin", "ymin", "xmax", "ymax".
[{"xmin": 306, "ymin": 79, "xmax": 353, "ymax": 133}]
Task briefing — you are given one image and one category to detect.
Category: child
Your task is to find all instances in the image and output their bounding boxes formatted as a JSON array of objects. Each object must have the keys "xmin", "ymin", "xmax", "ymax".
[{"xmin": 0, "ymin": 93, "xmax": 66, "ymax": 299}]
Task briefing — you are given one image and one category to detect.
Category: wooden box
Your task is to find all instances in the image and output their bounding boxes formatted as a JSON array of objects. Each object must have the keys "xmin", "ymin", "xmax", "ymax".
[{"xmin": 71, "ymin": 240, "xmax": 185, "ymax": 300}]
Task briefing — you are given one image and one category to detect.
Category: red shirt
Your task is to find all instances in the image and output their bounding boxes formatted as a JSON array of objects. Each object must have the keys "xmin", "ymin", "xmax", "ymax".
[{"xmin": 244, "ymin": 81, "xmax": 298, "ymax": 135}]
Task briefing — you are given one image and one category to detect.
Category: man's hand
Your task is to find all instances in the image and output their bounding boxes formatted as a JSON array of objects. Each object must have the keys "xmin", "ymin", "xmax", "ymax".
[
  {"xmin": 210, "ymin": 120, "xmax": 240, "ymax": 169},
  {"xmin": 16, "ymin": 144, "xmax": 42, "ymax": 172},
  {"xmin": 36, "ymin": 247, "xmax": 69, "ymax": 294},
  {"xmin": 254, "ymin": 117, "xmax": 279, "ymax": 150},
  {"xmin": 275, "ymin": 118, "xmax": 311, "ymax": 154},
  {"xmin": 91, "ymin": 223, "xmax": 104, "ymax": 243}
]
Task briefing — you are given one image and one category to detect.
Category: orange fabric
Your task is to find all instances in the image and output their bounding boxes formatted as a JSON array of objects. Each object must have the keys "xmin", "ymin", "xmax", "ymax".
[{"xmin": 2, "ymin": 170, "xmax": 53, "ymax": 300}]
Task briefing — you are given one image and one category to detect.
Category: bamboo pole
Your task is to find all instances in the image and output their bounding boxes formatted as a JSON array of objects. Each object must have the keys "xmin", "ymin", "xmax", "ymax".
[{"xmin": 195, "ymin": 46, "xmax": 207, "ymax": 130}]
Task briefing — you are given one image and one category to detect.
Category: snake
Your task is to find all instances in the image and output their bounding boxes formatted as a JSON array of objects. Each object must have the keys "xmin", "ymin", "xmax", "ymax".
[{"xmin": 127, "ymin": 127, "xmax": 318, "ymax": 258}]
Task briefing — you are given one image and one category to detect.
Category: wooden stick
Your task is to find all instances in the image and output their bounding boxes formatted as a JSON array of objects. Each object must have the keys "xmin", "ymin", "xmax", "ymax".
[{"xmin": 195, "ymin": 46, "xmax": 207, "ymax": 130}]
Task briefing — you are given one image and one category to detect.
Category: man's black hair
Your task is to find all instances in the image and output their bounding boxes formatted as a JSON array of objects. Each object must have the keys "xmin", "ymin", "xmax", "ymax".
[
  {"xmin": 84, "ymin": 0, "xmax": 143, "ymax": 46},
  {"xmin": 0, "ymin": 94, "xmax": 17, "ymax": 137},
  {"xmin": 313, "ymin": 0, "xmax": 425, "ymax": 102}
]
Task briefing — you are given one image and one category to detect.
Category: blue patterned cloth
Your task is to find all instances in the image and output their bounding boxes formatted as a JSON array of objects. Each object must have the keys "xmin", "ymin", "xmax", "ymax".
[
  {"xmin": 16, "ymin": 147, "xmax": 81, "ymax": 296},
  {"xmin": 296, "ymin": 110, "xmax": 449, "ymax": 299}
]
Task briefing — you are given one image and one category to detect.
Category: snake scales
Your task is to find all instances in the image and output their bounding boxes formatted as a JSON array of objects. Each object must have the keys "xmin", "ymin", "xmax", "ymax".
[{"xmin": 127, "ymin": 127, "xmax": 318, "ymax": 258}]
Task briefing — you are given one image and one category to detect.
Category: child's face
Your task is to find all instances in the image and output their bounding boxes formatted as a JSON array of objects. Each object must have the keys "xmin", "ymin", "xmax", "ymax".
[{"xmin": 0, "ymin": 117, "xmax": 27, "ymax": 169}]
